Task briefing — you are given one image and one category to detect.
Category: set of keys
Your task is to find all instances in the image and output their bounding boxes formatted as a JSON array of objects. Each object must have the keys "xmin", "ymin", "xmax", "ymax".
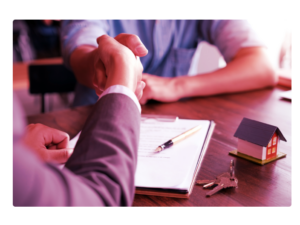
[{"xmin": 196, "ymin": 160, "xmax": 238, "ymax": 197}]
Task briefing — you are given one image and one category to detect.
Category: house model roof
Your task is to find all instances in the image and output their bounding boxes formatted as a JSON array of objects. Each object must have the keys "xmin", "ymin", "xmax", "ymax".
[{"xmin": 234, "ymin": 118, "xmax": 287, "ymax": 147}]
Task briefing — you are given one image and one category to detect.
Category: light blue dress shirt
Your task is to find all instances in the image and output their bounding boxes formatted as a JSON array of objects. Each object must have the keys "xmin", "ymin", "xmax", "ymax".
[{"xmin": 60, "ymin": 20, "xmax": 264, "ymax": 106}]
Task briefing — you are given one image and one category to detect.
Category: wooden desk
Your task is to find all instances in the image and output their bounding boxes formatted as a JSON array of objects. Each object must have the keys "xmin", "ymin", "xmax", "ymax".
[
  {"xmin": 27, "ymin": 86, "xmax": 291, "ymax": 206},
  {"xmin": 13, "ymin": 57, "xmax": 63, "ymax": 90}
]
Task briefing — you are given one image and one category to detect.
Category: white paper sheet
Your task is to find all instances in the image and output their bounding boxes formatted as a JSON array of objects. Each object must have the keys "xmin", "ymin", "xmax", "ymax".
[
  {"xmin": 67, "ymin": 119, "xmax": 211, "ymax": 191},
  {"xmin": 135, "ymin": 119, "xmax": 210, "ymax": 190},
  {"xmin": 68, "ymin": 131, "xmax": 81, "ymax": 148}
]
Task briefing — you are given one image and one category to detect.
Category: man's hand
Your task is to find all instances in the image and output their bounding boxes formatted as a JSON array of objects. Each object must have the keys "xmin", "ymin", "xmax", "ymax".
[
  {"xmin": 23, "ymin": 124, "xmax": 73, "ymax": 164},
  {"xmin": 139, "ymin": 73, "xmax": 180, "ymax": 105},
  {"xmin": 70, "ymin": 33, "xmax": 148, "ymax": 100},
  {"xmin": 140, "ymin": 47, "xmax": 276, "ymax": 104},
  {"xmin": 92, "ymin": 33, "xmax": 148, "ymax": 99}
]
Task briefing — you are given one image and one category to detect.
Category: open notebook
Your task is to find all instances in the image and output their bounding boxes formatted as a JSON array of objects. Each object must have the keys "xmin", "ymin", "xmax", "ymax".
[{"xmin": 68, "ymin": 115, "xmax": 215, "ymax": 198}]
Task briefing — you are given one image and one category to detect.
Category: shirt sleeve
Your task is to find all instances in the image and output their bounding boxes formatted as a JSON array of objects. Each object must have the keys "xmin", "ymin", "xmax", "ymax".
[
  {"xmin": 99, "ymin": 85, "xmax": 141, "ymax": 113},
  {"xmin": 60, "ymin": 20, "xmax": 109, "ymax": 69},
  {"xmin": 199, "ymin": 20, "xmax": 266, "ymax": 63}
]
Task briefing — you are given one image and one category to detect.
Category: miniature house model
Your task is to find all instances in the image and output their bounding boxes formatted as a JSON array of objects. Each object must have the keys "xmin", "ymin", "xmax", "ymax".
[{"xmin": 234, "ymin": 118, "xmax": 286, "ymax": 160}]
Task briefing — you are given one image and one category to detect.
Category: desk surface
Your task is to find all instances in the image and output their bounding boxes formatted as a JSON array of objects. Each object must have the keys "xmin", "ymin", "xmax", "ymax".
[
  {"xmin": 13, "ymin": 57, "xmax": 63, "ymax": 90},
  {"xmin": 27, "ymin": 86, "xmax": 291, "ymax": 206}
]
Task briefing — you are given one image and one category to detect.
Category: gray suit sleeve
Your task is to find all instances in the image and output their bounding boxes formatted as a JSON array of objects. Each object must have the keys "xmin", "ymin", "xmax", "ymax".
[{"xmin": 13, "ymin": 93, "xmax": 140, "ymax": 206}]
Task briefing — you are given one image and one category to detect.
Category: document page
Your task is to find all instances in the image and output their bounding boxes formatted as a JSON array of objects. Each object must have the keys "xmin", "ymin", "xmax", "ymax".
[
  {"xmin": 135, "ymin": 119, "xmax": 211, "ymax": 189},
  {"xmin": 68, "ymin": 118, "xmax": 211, "ymax": 191}
]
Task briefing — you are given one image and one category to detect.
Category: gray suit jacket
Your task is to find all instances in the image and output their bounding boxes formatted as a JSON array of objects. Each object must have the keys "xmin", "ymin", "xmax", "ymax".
[{"xmin": 13, "ymin": 93, "xmax": 140, "ymax": 206}]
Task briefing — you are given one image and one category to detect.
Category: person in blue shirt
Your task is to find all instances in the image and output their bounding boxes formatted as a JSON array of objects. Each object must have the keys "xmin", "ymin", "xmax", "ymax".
[{"xmin": 61, "ymin": 20, "xmax": 277, "ymax": 107}]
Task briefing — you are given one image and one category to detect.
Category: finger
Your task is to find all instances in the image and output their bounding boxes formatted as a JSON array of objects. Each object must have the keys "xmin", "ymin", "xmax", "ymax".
[
  {"xmin": 93, "ymin": 73, "xmax": 98, "ymax": 86},
  {"xmin": 114, "ymin": 33, "xmax": 148, "ymax": 57},
  {"xmin": 93, "ymin": 73, "xmax": 101, "ymax": 95},
  {"xmin": 95, "ymin": 89, "xmax": 103, "ymax": 96},
  {"xmin": 136, "ymin": 56, "xmax": 143, "ymax": 78},
  {"xmin": 93, "ymin": 59, "xmax": 107, "ymax": 90},
  {"xmin": 139, "ymin": 86, "xmax": 151, "ymax": 105},
  {"xmin": 142, "ymin": 73, "xmax": 150, "ymax": 81},
  {"xmin": 140, "ymin": 81, "xmax": 146, "ymax": 90},
  {"xmin": 96, "ymin": 35, "xmax": 131, "ymax": 63},
  {"xmin": 47, "ymin": 148, "xmax": 74, "ymax": 164},
  {"xmin": 93, "ymin": 72, "xmax": 105, "ymax": 96},
  {"xmin": 135, "ymin": 81, "xmax": 146, "ymax": 100},
  {"xmin": 48, "ymin": 144, "xmax": 57, "ymax": 150},
  {"xmin": 139, "ymin": 95, "xmax": 148, "ymax": 105},
  {"xmin": 96, "ymin": 34, "xmax": 110, "ymax": 44}
]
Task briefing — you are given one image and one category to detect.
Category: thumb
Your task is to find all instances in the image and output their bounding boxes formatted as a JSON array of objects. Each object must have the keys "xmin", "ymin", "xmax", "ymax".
[
  {"xmin": 114, "ymin": 33, "xmax": 148, "ymax": 57},
  {"xmin": 47, "ymin": 148, "xmax": 74, "ymax": 164}
]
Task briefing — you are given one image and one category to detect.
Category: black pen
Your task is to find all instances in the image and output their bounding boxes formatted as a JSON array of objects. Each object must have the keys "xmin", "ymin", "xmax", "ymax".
[{"xmin": 155, "ymin": 125, "xmax": 202, "ymax": 152}]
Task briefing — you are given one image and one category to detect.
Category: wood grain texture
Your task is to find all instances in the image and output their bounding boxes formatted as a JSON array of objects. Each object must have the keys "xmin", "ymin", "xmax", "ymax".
[
  {"xmin": 13, "ymin": 57, "xmax": 63, "ymax": 90},
  {"xmin": 27, "ymin": 86, "xmax": 291, "ymax": 206}
]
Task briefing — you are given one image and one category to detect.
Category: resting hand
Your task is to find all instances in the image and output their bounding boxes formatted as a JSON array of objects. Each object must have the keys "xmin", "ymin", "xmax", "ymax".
[
  {"xmin": 92, "ymin": 33, "xmax": 148, "ymax": 99},
  {"xmin": 23, "ymin": 124, "xmax": 72, "ymax": 164},
  {"xmin": 139, "ymin": 73, "xmax": 180, "ymax": 104}
]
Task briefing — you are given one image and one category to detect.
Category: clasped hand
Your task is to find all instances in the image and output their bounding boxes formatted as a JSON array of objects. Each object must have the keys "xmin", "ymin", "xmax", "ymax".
[
  {"xmin": 92, "ymin": 33, "xmax": 148, "ymax": 99},
  {"xmin": 23, "ymin": 34, "xmax": 148, "ymax": 163},
  {"xmin": 92, "ymin": 34, "xmax": 180, "ymax": 104}
]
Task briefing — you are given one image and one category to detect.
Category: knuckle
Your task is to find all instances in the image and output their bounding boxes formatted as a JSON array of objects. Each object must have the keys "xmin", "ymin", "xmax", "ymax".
[
  {"xmin": 27, "ymin": 123, "xmax": 35, "ymax": 130},
  {"xmin": 116, "ymin": 33, "xmax": 126, "ymax": 38},
  {"xmin": 61, "ymin": 150, "xmax": 72, "ymax": 162},
  {"xmin": 63, "ymin": 132, "xmax": 70, "ymax": 140},
  {"xmin": 128, "ymin": 34, "xmax": 139, "ymax": 43},
  {"xmin": 115, "ymin": 33, "xmax": 128, "ymax": 43},
  {"xmin": 28, "ymin": 123, "xmax": 44, "ymax": 132},
  {"xmin": 97, "ymin": 34, "xmax": 109, "ymax": 43}
]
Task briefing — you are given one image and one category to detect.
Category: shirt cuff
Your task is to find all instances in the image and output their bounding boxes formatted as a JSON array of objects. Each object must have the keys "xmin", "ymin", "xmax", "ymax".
[
  {"xmin": 60, "ymin": 20, "xmax": 109, "ymax": 70},
  {"xmin": 98, "ymin": 85, "xmax": 141, "ymax": 113}
]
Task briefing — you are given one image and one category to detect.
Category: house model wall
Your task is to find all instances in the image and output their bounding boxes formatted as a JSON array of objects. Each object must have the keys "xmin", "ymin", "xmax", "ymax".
[
  {"xmin": 234, "ymin": 118, "xmax": 286, "ymax": 161},
  {"xmin": 237, "ymin": 133, "xmax": 279, "ymax": 160}
]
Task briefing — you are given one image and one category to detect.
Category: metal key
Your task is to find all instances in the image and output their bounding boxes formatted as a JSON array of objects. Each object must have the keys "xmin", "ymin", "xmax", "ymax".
[
  {"xmin": 196, "ymin": 172, "xmax": 231, "ymax": 188},
  {"xmin": 196, "ymin": 179, "xmax": 218, "ymax": 187},
  {"xmin": 206, "ymin": 176, "xmax": 238, "ymax": 196},
  {"xmin": 196, "ymin": 160, "xmax": 238, "ymax": 196}
]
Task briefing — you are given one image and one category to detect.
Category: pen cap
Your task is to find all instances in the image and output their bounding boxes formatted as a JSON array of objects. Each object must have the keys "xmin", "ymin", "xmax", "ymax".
[{"xmin": 172, "ymin": 125, "xmax": 202, "ymax": 144}]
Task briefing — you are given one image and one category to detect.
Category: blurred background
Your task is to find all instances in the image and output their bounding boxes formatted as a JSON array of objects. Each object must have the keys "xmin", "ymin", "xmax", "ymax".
[
  {"xmin": 13, "ymin": 20, "xmax": 292, "ymax": 116},
  {"xmin": 13, "ymin": 20, "xmax": 75, "ymax": 115}
]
